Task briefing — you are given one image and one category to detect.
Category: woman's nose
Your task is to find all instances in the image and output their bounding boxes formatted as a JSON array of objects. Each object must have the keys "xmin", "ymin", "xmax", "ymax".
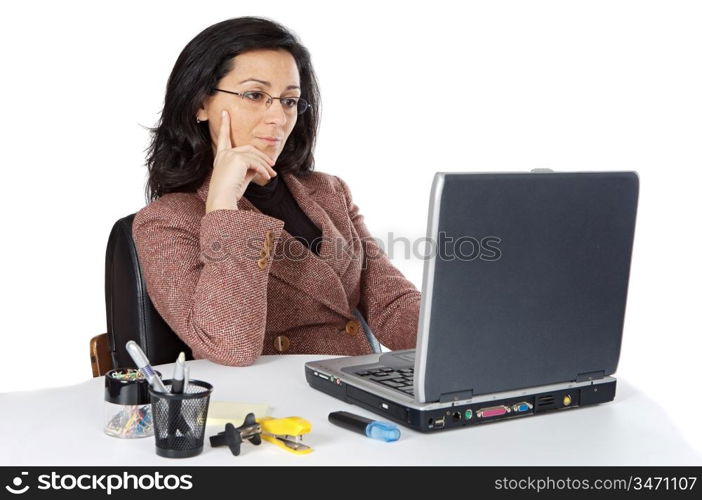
[{"xmin": 263, "ymin": 99, "xmax": 288, "ymax": 125}]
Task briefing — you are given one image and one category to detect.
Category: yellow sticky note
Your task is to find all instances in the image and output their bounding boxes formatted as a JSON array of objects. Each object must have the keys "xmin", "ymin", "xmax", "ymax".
[{"xmin": 206, "ymin": 401, "xmax": 270, "ymax": 426}]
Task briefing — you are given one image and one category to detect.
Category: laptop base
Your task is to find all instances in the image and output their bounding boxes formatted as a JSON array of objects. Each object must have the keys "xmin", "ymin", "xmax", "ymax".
[{"xmin": 305, "ymin": 366, "xmax": 616, "ymax": 432}]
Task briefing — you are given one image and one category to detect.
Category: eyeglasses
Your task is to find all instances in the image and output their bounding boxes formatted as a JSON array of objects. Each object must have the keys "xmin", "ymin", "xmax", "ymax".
[{"xmin": 213, "ymin": 88, "xmax": 310, "ymax": 115}]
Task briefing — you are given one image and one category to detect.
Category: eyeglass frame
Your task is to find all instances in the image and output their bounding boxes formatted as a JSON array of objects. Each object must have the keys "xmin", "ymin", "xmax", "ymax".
[{"xmin": 212, "ymin": 88, "xmax": 310, "ymax": 115}]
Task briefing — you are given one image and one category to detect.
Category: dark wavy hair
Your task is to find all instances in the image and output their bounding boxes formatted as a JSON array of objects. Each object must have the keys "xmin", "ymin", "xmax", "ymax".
[{"xmin": 143, "ymin": 17, "xmax": 320, "ymax": 202}]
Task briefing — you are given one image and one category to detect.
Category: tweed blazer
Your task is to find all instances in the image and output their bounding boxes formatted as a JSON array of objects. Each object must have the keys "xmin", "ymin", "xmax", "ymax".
[{"xmin": 132, "ymin": 169, "xmax": 421, "ymax": 366}]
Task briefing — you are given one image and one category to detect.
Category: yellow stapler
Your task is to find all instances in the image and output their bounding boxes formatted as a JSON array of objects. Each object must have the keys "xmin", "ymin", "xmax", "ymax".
[{"xmin": 257, "ymin": 416, "xmax": 313, "ymax": 454}]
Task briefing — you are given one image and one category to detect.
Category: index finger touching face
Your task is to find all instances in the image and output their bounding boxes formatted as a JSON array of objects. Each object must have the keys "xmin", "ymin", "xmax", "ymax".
[{"xmin": 216, "ymin": 110, "xmax": 232, "ymax": 153}]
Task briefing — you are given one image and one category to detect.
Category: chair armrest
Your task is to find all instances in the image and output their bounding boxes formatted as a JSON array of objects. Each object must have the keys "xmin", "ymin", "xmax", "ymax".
[{"xmin": 90, "ymin": 333, "xmax": 113, "ymax": 377}]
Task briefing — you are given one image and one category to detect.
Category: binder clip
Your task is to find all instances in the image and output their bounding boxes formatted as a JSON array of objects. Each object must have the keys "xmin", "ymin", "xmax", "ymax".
[
  {"xmin": 209, "ymin": 413, "xmax": 313, "ymax": 456},
  {"xmin": 209, "ymin": 413, "xmax": 261, "ymax": 456}
]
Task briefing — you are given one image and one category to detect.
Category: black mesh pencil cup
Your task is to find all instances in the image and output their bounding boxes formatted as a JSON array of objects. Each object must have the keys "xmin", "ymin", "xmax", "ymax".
[{"xmin": 148, "ymin": 379, "xmax": 213, "ymax": 458}]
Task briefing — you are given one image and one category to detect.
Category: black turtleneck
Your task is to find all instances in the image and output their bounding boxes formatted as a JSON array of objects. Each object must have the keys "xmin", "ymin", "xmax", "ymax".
[{"xmin": 243, "ymin": 174, "xmax": 322, "ymax": 255}]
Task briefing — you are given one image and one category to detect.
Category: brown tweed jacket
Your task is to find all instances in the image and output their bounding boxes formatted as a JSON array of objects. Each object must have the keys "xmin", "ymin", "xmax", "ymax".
[{"xmin": 132, "ymin": 169, "xmax": 421, "ymax": 366}]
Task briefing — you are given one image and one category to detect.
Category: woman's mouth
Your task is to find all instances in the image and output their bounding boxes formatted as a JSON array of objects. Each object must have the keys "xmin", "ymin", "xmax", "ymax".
[{"xmin": 256, "ymin": 136, "xmax": 281, "ymax": 145}]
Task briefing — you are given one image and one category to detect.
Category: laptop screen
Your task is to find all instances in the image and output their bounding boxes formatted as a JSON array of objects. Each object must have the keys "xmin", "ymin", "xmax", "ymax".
[{"xmin": 416, "ymin": 172, "xmax": 638, "ymax": 403}]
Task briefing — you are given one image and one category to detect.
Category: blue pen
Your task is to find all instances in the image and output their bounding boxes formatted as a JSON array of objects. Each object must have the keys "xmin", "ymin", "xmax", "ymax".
[{"xmin": 328, "ymin": 411, "xmax": 401, "ymax": 442}]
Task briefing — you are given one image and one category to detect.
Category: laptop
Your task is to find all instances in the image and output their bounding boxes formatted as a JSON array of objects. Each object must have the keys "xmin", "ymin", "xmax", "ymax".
[{"xmin": 305, "ymin": 171, "xmax": 639, "ymax": 432}]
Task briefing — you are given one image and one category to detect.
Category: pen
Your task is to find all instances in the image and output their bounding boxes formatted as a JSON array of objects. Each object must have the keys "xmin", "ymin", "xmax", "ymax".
[
  {"xmin": 328, "ymin": 411, "xmax": 401, "ymax": 442},
  {"xmin": 171, "ymin": 352, "xmax": 186, "ymax": 394},
  {"xmin": 125, "ymin": 341, "xmax": 168, "ymax": 393},
  {"xmin": 167, "ymin": 351, "xmax": 191, "ymax": 437},
  {"xmin": 183, "ymin": 365, "xmax": 190, "ymax": 393}
]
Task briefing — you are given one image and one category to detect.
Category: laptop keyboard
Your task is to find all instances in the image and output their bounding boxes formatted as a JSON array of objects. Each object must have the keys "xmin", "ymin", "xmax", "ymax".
[{"xmin": 354, "ymin": 367, "xmax": 415, "ymax": 397}]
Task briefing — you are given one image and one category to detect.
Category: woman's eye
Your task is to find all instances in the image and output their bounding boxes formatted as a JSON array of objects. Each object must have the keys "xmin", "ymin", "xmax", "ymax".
[
  {"xmin": 244, "ymin": 92, "xmax": 264, "ymax": 101},
  {"xmin": 281, "ymin": 98, "xmax": 298, "ymax": 108}
]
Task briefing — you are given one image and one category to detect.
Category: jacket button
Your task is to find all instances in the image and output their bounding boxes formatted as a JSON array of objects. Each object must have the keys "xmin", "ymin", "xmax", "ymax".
[
  {"xmin": 345, "ymin": 320, "xmax": 360, "ymax": 336},
  {"xmin": 274, "ymin": 335, "xmax": 290, "ymax": 352}
]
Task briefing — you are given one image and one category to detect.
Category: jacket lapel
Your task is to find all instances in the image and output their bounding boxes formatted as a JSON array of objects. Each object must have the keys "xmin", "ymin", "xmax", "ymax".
[{"xmin": 196, "ymin": 171, "xmax": 355, "ymax": 317}]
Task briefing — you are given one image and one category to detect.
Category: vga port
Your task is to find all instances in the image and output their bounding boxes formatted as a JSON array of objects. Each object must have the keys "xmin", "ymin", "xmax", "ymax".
[{"xmin": 511, "ymin": 401, "xmax": 533, "ymax": 413}]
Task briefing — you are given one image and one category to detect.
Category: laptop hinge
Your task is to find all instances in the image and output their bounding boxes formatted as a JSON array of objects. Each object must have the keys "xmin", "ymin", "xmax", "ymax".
[
  {"xmin": 576, "ymin": 370, "xmax": 605, "ymax": 382},
  {"xmin": 439, "ymin": 389, "xmax": 473, "ymax": 403}
]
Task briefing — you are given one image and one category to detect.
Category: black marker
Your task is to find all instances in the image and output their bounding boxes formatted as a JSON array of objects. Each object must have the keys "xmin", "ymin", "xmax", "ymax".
[{"xmin": 328, "ymin": 411, "xmax": 400, "ymax": 442}]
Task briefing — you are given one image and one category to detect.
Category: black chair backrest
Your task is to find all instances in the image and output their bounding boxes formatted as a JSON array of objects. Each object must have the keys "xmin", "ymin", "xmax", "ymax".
[{"xmin": 105, "ymin": 214, "xmax": 193, "ymax": 368}]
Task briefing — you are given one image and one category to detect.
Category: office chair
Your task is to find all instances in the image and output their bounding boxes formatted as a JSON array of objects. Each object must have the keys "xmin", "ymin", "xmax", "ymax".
[
  {"xmin": 90, "ymin": 214, "xmax": 194, "ymax": 377},
  {"xmin": 90, "ymin": 214, "xmax": 381, "ymax": 377}
]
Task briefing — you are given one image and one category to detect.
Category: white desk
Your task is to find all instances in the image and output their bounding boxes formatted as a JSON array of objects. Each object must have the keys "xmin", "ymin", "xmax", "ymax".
[{"xmin": 1, "ymin": 355, "xmax": 699, "ymax": 466}]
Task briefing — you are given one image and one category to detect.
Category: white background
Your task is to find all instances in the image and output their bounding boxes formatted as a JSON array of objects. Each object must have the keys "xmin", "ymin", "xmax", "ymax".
[{"xmin": 0, "ymin": 0, "xmax": 700, "ymax": 458}]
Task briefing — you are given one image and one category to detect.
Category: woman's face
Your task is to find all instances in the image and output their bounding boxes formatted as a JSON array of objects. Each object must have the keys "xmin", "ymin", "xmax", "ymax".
[{"xmin": 197, "ymin": 49, "xmax": 301, "ymax": 162}]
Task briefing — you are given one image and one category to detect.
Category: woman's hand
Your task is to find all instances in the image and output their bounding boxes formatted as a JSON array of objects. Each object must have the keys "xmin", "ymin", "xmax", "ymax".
[{"xmin": 205, "ymin": 110, "xmax": 278, "ymax": 213}]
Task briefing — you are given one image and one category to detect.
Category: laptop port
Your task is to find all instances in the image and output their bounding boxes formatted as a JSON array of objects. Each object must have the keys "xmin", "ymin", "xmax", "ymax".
[
  {"xmin": 452, "ymin": 411, "xmax": 462, "ymax": 423},
  {"xmin": 511, "ymin": 401, "xmax": 533, "ymax": 413},
  {"xmin": 537, "ymin": 395, "xmax": 554, "ymax": 408},
  {"xmin": 430, "ymin": 417, "xmax": 445, "ymax": 429},
  {"xmin": 476, "ymin": 405, "xmax": 510, "ymax": 418}
]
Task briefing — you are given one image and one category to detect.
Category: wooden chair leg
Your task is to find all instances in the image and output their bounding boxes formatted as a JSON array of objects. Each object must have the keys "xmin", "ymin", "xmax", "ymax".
[{"xmin": 90, "ymin": 333, "xmax": 113, "ymax": 377}]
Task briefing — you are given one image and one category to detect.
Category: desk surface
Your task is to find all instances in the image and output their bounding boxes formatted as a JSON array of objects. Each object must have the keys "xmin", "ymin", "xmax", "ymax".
[{"xmin": 0, "ymin": 355, "xmax": 699, "ymax": 466}]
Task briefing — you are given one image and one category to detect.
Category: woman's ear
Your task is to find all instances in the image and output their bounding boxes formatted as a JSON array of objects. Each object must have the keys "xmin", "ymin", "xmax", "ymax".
[
  {"xmin": 196, "ymin": 107, "xmax": 209, "ymax": 122},
  {"xmin": 196, "ymin": 98, "xmax": 212, "ymax": 122}
]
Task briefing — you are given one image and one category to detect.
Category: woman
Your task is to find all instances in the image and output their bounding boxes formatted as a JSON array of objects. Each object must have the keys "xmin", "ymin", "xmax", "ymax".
[{"xmin": 133, "ymin": 17, "xmax": 420, "ymax": 366}]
